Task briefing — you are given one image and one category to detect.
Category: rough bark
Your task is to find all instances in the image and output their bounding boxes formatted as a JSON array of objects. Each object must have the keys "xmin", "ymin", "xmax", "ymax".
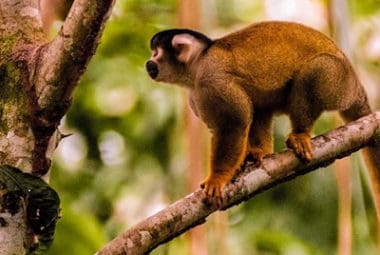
[
  {"xmin": 0, "ymin": 0, "xmax": 115, "ymax": 254},
  {"xmin": 97, "ymin": 112, "xmax": 380, "ymax": 255}
]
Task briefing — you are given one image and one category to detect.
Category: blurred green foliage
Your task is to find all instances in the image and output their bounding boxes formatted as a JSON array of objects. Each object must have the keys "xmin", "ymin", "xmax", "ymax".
[
  {"xmin": 47, "ymin": 0, "xmax": 380, "ymax": 254},
  {"xmin": 349, "ymin": 0, "xmax": 380, "ymax": 17}
]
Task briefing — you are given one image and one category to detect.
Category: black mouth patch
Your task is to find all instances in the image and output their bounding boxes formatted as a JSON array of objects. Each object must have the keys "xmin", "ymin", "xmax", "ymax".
[{"xmin": 145, "ymin": 60, "xmax": 159, "ymax": 79}]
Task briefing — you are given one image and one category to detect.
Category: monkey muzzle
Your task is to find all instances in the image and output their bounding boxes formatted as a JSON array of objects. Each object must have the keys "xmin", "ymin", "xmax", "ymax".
[{"xmin": 145, "ymin": 60, "xmax": 159, "ymax": 79}]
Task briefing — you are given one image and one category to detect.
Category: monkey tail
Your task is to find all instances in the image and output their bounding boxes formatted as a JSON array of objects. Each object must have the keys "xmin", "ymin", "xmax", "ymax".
[{"xmin": 340, "ymin": 96, "xmax": 380, "ymax": 222}]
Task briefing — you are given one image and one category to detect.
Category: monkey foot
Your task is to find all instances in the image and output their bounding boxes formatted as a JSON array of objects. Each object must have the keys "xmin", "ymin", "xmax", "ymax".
[
  {"xmin": 245, "ymin": 147, "xmax": 265, "ymax": 167},
  {"xmin": 200, "ymin": 175, "xmax": 229, "ymax": 208},
  {"xmin": 286, "ymin": 132, "xmax": 313, "ymax": 162}
]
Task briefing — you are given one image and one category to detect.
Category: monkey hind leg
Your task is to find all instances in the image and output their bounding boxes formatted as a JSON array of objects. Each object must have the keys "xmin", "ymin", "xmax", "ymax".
[
  {"xmin": 286, "ymin": 61, "xmax": 325, "ymax": 161},
  {"xmin": 287, "ymin": 53, "xmax": 363, "ymax": 162}
]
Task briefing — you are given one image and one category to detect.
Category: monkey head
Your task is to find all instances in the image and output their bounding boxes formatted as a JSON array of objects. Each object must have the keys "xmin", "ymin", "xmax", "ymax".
[{"xmin": 145, "ymin": 29, "xmax": 213, "ymax": 85}]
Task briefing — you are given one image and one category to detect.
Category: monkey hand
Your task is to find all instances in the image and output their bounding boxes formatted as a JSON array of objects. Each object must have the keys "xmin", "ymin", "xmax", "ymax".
[
  {"xmin": 246, "ymin": 147, "xmax": 265, "ymax": 167},
  {"xmin": 286, "ymin": 132, "xmax": 312, "ymax": 162},
  {"xmin": 200, "ymin": 174, "xmax": 230, "ymax": 208}
]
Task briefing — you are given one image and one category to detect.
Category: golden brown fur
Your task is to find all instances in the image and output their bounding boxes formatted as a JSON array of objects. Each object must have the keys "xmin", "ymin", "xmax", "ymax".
[{"xmin": 146, "ymin": 21, "xmax": 380, "ymax": 212}]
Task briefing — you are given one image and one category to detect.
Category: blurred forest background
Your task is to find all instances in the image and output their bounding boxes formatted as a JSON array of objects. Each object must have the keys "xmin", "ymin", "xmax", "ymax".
[{"xmin": 45, "ymin": 0, "xmax": 380, "ymax": 254}]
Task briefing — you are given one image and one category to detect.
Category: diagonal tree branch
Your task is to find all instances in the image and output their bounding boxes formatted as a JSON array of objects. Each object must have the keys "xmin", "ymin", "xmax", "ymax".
[{"xmin": 97, "ymin": 112, "xmax": 380, "ymax": 255}]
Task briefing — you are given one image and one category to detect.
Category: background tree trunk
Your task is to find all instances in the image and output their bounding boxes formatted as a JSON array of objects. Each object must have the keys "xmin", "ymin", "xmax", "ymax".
[
  {"xmin": 327, "ymin": 0, "xmax": 353, "ymax": 254},
  {"xmin": 178, "ymin": 1, "xmax": 209, "ymax": 254},
  {"xmin": 0, "ymin": 0, "xmax": 115, "ymax": 253}
]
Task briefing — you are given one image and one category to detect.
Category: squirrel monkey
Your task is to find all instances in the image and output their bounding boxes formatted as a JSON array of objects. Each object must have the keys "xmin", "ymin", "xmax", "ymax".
[{"xmin": 145, "ymin": 21, "xmax": 380, "ymax": 211}]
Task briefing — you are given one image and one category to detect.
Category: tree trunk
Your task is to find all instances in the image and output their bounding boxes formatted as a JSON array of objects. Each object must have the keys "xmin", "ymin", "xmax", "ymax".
[
  {"xmin": 178, "ymin": 0, "xmax": 209, "ymax": 254},
  {"xmin": 326, "ymin": 1, "xmax": 353, "ymax": 254},
  {"xmin": 0, "ymin": 0, "xmax": 115, "ymax": 253}
]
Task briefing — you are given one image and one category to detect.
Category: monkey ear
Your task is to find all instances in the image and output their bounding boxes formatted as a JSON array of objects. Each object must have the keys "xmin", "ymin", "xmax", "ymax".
[{"xmin": 172, "ymin": 34, "xmax": 206, "ymax": 63}]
